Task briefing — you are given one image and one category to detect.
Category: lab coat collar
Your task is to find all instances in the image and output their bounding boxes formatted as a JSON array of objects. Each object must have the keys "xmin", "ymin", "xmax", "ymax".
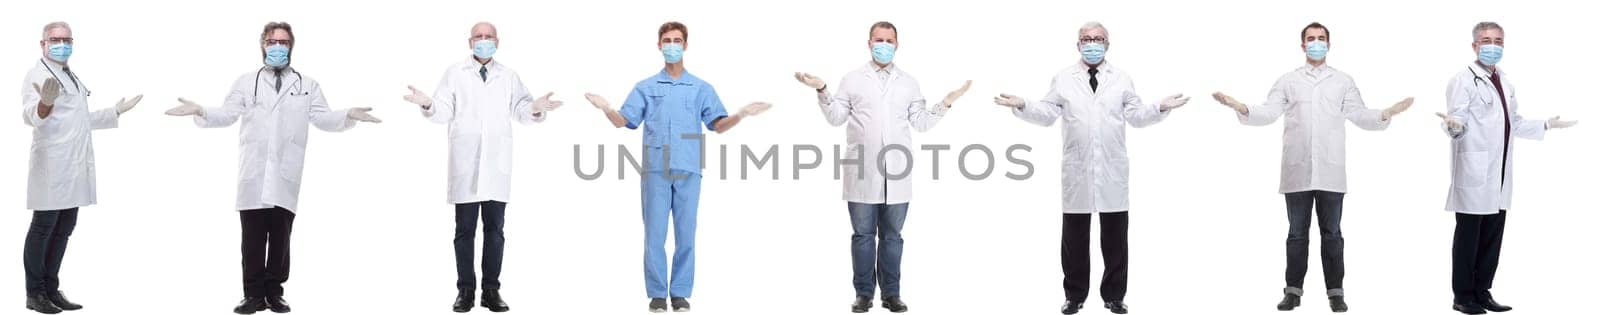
[
  {"xmin": 460, "ymin": 57, "xmax": 505, "ymax": 81},
  {"xmin": 1297, "ymin": 63, "xmax": 1336, "ymax": 81},
  {"xmin": 1068, "ymin": 61, "xmax": 1115, "ymax": 75},
  {"xmin": 39, "ymin": 58, "xmax": 66, "ymax": 72},
  {"xmin": 653, "ymin": 68, "xmax": 699, "ymax": 86},
  {"xmin": 1468, "ymin": 62, "xmax": 1501, "ymax": 80},
  {"xmin": 863, "ymin": 61, "xmax": 901, "ymax": 81},
  {"xmin": 256, "ymin": 66, "xmax": 302, "ymax": 103}
]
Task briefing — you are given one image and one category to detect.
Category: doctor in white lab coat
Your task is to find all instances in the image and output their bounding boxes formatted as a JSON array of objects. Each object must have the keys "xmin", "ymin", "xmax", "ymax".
[
  {"xmin": 20, "ymin": 21, "xmax": 142, "ymax": 314},
  {"xmin": 399, "ymin": 22, "xmax": 561, "ymax": 313},
  {"xmin": 1438, "ymin": 22, "xmax": 1576, "ymax": 315},
  {"xmin": 164, "ymin": 22, "xmax": 380, "ymax": 315},
  {"xmin": 793, "ymin": 21, "xmax": 972, "ymax": 313},
  {"xmin": 1210, "ymin": 22, "xmax": 1413, "ymax": 312},
  {"xmin": 992, "ymin": 22, "xmax": 1187, "ymax": 315}
]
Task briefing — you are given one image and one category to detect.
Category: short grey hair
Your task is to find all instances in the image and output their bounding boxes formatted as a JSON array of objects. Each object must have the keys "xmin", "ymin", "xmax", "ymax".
[
  {"xmin": 1079, "ymin": 21, "xmax": 1108, "ymax": 39},
  {"xmin": 1473, "ymin": 21, "xmax": 1503, "ymax": 39},
  {"xmin": 41, "ymin": 21, "xmax": 70, "ymax": 40}
]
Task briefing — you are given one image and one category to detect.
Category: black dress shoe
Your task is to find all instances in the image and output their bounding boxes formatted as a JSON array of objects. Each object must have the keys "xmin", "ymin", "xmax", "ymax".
[
  {"xmin": 265, "ymin": 296, "xmax": 290, "ymax": 313},
  {"xmin": 1477, "ymin": 295, "xmax": 1512, "ymax": 312},
  {"xmin": 26, "ymin": 292, "xmax": 62, "ymax": 314},
  {"xmin": 881, "ymin": 296, "xmax": 907, "ymax": 313},
  {"xmin": 648, "ymin": 298, "xmax": 668, "ymax": 313},
  {"xmin": 45, "ymin": 291, "xmax": 80, "ymax": 311},
  {"xmin": 1329, "ymin": 296, "xmax": 1348, "ymax": 313},
  {"xmin": 851, "ymin": 296, "xmax": 872, "ymax": 313},
  {"xmin": 1104, "ymin": 301, "xmax": 1129, "ymax": 314},
  {"xmin": 481, "ymin": 289, "xmax": 510, "ymax": 312},
  {"xmin": 1453, "ymin": 302, "xmax": 1487, "ymax": 315},
  {"xmin": 452, "ymin": 289, "xmax": 474, "ymax": 313},
  {"xmin": 233, "ymin": 297, "xmax": 268, "ymax": 315},
  {"xmin": 1277, "ymin": 293, "xmax": 1301, "ymax": 311},
  {"xmin": 1061, "ymin": 301, "xmax": 1084, "ymax": 314}
]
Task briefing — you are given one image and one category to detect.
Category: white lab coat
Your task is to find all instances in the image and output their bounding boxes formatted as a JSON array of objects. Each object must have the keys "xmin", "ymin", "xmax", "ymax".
[
  {"xmin": 816, "ymin": 62, "xmax": 947, "ymax": 204},
  {"xmin": 1441, "ymin": 63, "xmax": 1545, "ymax": 215},
  {"xmin": 421, "ymin": 58, "xmax": 543, "ymax": 204},
  {"xmin": 1238, "ymin": 64, "xmax": 1390, "ymax": 194},
  {"xmin": 22, "ymin": 59, "xmax": 120, "ymax": 211},
  {"xmin": 1012, "ymin": 62, "xmax": 1169, "ymax": 214},
  {"xmin": 193, "ymin": 67, "xmax": 356, "ymax": 213}
]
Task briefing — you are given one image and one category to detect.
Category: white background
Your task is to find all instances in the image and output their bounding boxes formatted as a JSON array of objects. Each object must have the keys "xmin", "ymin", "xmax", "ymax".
[{"xmin": 2, "ymin": 0, "xmax": 1594, "ymax": 314}]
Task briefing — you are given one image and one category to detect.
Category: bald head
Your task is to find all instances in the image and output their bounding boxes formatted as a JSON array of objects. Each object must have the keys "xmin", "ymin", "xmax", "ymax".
[{"xmin": 471, "ymin": 22, "xmax": 498, "ymax": 38}]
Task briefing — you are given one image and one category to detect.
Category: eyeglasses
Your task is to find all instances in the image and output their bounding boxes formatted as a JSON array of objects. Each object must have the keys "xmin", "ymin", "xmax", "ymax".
[
  {"xmin": 263, "ymin": 39, "xmax": 292, "ymax": 46},
  {"xmin": 1079, "ymin": 36, "xmax": 1107, "ymax": 45},
  {"xmin": 43, "ymin": 37, "xmax": 73, "ymax": 45},
  {"xmin": 1476, "ymin": 38, "xmax": 1505, "ymax": 46}
]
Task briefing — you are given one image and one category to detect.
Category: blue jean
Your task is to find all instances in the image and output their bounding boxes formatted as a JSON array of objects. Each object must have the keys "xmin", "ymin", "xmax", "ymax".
[
  {"xmin": 848, "ymin": 202, "xmax": 909, "ymax": 298},
  {"xmin": 643, "ymin": 170, "xmax": 701, "ymax": 299},
  {"xmin": 1284, "ymin": 190, "xmax": 1345, "ymax": 293}
]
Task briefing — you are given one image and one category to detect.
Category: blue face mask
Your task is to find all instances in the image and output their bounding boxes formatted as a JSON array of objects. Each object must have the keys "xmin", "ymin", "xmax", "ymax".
[
  {"xmin": 264, "ymin": 44, "xmax": 290, "ymax": 69},
  {"xmin": 871, "ymin": 42, "xmax": 896, "ymax": 65},
  {"xmin": 661, "ymin": 43, "xmax": 684, "ymax": 64},
  {"xmin": 473, "ymin": 39, "xmax": 497, "ymax": 60},
  {"xmin": 1080, "ymin": 43, "xmax": 1106, "ymax": 65},
  {"xmin": 1305, "ymin": 40, "xmax": 1329, "ymax": 61},
  {"xmin": 47, "ymin": 43, "xmax": 72, "ymax": 63},
  {"xmin": 1477, "ymin": 44, "xmax": 1503, "ymax": 66}
]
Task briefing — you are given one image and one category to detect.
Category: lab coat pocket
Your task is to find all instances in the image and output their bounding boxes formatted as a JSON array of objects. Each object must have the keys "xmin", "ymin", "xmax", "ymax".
[
  {"xmin": 489, "ymin": 135, "xmax": 513, "ymax": 175},
  {"xmin": 1452, "ymin": 151, "xmax": 1489, "ymax": 189},
  {"xmin": 280, "ymin": 142, "xmax": 308, "ymax": 184},
  {"xmin": 448, "ymin": 134, "xmax": 478, "ymax": 177},
  {"xmin": 1107, "ymin": 157, "xmax": 1130, "ymax": 189}
]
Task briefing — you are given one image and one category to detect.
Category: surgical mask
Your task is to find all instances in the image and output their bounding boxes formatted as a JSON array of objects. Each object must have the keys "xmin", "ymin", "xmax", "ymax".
[
  {"xmin": 46, "ymin": 43, "xmax": 72, "ymax": 63},
  {"xmin": 473, "ymin": 39, "xmax": 497, "ymax": 60},
  {"xmin": 1477, "ymin": 44, "xmax": 1503, "ymax": 66},
  {"xmin": 661, "ymin": 43, "xmax": 684, "ymax": 64},
  {"xmin": 1080, "ymin": 43, "xmax": 1106, "ymax": 65},
  {"xmin": 871, "ymin": 42, "xmax": 896, "ymax": 65},
  {"xmin": 264, "ymin": 44, "xmax": 290, "ymax": 69},
  {"xmin": 1305, "ymin": 40, "xmax": 1329, "ymax": 61}
]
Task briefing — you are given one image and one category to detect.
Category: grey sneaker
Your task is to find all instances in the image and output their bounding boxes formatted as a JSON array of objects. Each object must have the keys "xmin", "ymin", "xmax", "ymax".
[
  {"xmin": 670, "ymin": 297, "xmax": 691, "ymax": 312},
  {"xmin": 649, "ymin": 298, "xmax": 668, "ymax": 313}
]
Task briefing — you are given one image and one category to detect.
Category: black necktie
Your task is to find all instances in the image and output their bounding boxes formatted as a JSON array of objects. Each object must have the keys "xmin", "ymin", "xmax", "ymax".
[
  {"xmin": 479, "ymin": 66, "xmax": 488, "ymax": 82},
  {"xmin": 1087, "ymin": 68, "xmax": 1100, "ymax": 92},
  {"xmin": 62, "ymin": 66, "xmax": 81, "ymax": 90},
  {"xmin": 273, "ymin": 70, "xmax": 284, "ymax": 93}
]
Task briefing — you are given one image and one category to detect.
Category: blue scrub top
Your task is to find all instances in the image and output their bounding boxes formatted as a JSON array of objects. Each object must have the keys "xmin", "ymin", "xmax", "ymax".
[{"xmin": 618, "ymin": 69, "xmax": 730, "ymax": 175}]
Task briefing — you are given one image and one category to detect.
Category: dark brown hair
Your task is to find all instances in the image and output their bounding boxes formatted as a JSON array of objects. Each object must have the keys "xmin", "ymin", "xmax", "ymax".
[{"xmin": 658, "ymin": 21, "xmax": 687, "ymax": 41}]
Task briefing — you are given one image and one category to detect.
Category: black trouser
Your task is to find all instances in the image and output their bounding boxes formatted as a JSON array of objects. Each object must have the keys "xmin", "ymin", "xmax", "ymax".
[
  {"xmin": 1284, "ymin": 190, "xmax": 1344, "ymax": 294},
  {"xmin": 1061, "ymin": 212, "xmax": 1129, "ymax": 303},
  {"xmin": 1452, "ymin": 210, "xmax": 1507, "ymax": 304},
  {"xmin": 240, "ymin": 207, "xmax": 295, "ymax": 298},
  {"xmin": 23, "ymin": 208, "xmax": 78, "ymax": 295},
  {"xmin": 455, "ymin": 201, "xmax": 506, "ymax": 290}
]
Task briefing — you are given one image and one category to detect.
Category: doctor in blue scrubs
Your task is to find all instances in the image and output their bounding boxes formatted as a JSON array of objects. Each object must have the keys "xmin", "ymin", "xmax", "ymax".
[{"xmin": 581, "ymin": 21, "xmax": 772, "ymax": 313}]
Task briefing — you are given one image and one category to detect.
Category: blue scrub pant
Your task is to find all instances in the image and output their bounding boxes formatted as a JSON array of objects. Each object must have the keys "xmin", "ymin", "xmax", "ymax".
[{"xmin": 642, "ymin": 170, "xmax": 701, "ymax": 299}]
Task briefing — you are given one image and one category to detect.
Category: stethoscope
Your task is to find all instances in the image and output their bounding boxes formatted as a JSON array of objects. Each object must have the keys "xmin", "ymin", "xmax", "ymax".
[
  {"xmin": 251, "ymin": 66, "xmax": 309, "ymax": 104},
  {"xmin": 40, "ymin": 59, "xmax": 89, "ymax": 97},
  {"xmin": 1467, "ymin": 66, "xmax": 1491, "ymax": 89}
]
